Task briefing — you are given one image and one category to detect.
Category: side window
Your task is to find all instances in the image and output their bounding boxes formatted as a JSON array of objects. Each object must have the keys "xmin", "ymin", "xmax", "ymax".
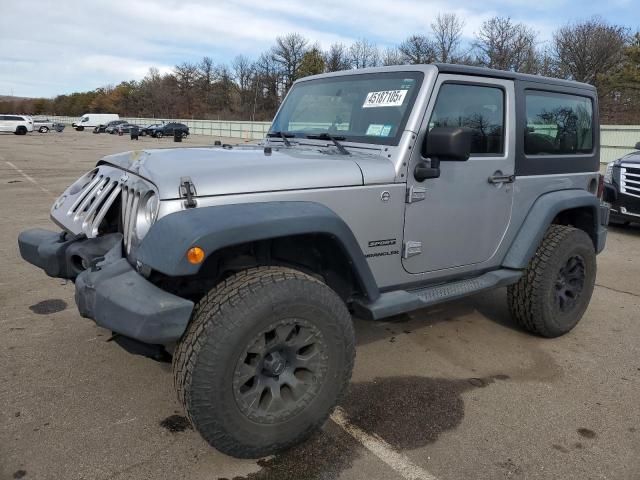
[
  {"xmin": 429, "ymin": 83, "xmax": 505, "ymax": 155},
  {"xmin": 524, "ymin": 91, "xmax": 593, "ymax": 155}
]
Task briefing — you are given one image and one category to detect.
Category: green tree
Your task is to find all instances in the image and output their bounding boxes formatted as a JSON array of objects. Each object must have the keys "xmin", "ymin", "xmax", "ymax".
[{"xmin": 297, "ymin": 48, "xmax": 326, "ymax": 79}]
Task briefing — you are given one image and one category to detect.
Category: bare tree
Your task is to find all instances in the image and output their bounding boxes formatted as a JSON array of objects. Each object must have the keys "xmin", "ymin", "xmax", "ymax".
[
  {"xmin": 474, "ymin": 17, "xmax": 538, "ymax": 72},
  {"xmin": 349, "ymin": 38, "xmax": 380, "ymax": 69},
  {"xmin": 197, "ymin": 57, "xmax": 216, "ymax": 113},
  {"xmin": 324, "ymin": 43, "xmax": 351, "ymax": 72},
  {"xmin": 399, "ymin": 35, "xmax": 436, "ymax": 64},
  {"xmin": 173, "ymin": 62, "xmax": 199, "ymax": 115},
  {"xmin": 382, "ymin": 47, "xmax": 405, "ymax": 66},
  {"xmin": 553, "ymin": 17, "xmax": 628, "ymax": 89},
  {"xmin": 232, "ymin": 55, "xmax": 253, "ymax": 93},
  {"xmin": 271, "ymin": 33, "xmax": 309, "ymax": 89},
  {"xmin": 431, "ymin": 13, "xmax": 465, "ymax": 63},
  {"xmin": 252, "ymin": 52, "xmax": 281, "ymax": 119}
]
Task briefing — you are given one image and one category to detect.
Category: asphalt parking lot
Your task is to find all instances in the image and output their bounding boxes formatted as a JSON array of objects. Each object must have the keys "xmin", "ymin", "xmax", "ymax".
[{"xmin": 1, "ymin": 130, "xmax": 639, "ymax": 480}]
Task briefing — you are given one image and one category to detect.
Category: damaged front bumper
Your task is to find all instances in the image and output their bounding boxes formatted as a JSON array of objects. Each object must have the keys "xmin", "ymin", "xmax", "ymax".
[{"xmin": 18, "ymin": 229, "xmax": 194, "ymax": 344}]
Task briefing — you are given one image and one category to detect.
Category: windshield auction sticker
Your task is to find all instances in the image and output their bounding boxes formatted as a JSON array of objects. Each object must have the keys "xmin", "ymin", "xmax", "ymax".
[{"xmin": 362, "ymin": 90, "xmax": 408, "ymax": 108}]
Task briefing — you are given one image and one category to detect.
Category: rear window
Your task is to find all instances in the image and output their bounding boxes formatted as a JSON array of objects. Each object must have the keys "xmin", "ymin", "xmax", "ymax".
[{"xmin": 524, "ymin": 91, "xmax": 593, "ymax": 156}]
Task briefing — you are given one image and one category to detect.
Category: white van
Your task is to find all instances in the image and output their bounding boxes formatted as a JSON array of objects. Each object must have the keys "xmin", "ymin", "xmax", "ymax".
[
  {"xmin": 0, "ymin": 114, "xmax": 34, "ymax": 134},
  {"xmin": 73, "ymin": 113, "xmax": 119, "ymax": 131}
]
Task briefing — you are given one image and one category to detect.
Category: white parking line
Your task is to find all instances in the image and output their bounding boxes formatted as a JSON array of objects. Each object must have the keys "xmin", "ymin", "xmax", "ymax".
[
  {"xmin": 331, "ymin": 407, "xmax": 439, "ymax": 480},
  {"xmin": 5, "ymin": 160, "xmax": 54, "ymax": 196}
]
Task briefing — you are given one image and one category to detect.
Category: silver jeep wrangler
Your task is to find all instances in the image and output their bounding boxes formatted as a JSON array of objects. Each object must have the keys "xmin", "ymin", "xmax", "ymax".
[{"xmin": 18, "ymin": 64, "xmax": 608, "ymax": 458}]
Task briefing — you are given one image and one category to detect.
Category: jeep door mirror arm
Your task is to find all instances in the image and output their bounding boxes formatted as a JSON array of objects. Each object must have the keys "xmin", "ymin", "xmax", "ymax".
[{"xmin": 414, "ymin": 157, "xmax": 441, "ymax": 181}]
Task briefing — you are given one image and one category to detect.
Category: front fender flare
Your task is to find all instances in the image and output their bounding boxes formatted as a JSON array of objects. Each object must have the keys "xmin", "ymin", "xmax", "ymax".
[
  {"xmin": 502, "ymin": 189, "xmax": 603, "ymax": 269},
  {"xmin": 135, "ymin": 201, "xmax": 380, "ymax": 301}
]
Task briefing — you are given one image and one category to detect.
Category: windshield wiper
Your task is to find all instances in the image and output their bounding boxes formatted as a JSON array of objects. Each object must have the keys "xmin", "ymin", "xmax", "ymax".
[
  {"xmin": 266, "ymin": 130, "xmax": 294, "ymax": 147},
  {"xmin": 306, "ymin": 133, "xmax": 350, "ymax": 155}
]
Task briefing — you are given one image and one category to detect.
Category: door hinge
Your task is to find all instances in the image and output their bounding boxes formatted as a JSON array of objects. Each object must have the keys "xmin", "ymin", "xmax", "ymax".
[
  {"xmin": 406, "ymin": 185, "xmax": 427, "ymax": 203},
  {"xmin": 179, "ymin": 176, "xmax": 197, "ymax": 208},
  {"xmin": 403, "ymin": 240, "xmax": 422, "ymax": 258}
]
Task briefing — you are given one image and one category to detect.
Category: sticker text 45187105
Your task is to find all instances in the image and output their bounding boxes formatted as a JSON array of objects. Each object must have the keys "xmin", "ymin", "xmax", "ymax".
[{"xmin": 362, "ymin": 90, "xmax": 408, "ymax": 108}]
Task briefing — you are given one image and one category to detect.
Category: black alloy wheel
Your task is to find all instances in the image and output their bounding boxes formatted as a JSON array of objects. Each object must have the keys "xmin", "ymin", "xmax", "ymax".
[
  {"xmin": 232, "ymin": 319, "xmax": 329, "ymax": 424},
  {"xmin": 554, "ymin": 255, "xmax": 586, "ymax": 313}
]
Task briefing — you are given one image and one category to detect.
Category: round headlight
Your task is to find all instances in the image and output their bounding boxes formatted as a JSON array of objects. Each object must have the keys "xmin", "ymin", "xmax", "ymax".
[{"xmin": 134, "ymin": 192, "xmax": 159, "ymax": 239}]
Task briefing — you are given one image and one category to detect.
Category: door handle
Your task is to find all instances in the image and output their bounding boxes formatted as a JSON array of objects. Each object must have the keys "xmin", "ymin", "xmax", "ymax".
[{"xmin": 488, "ymin": 173, "xmax": 515, "ymax": 184}]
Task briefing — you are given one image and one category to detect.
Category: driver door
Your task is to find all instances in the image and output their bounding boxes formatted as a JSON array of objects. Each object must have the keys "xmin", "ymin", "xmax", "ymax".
[{"xmin": 402, "ymin": 75, "xmax": 515, "ymax": 274}]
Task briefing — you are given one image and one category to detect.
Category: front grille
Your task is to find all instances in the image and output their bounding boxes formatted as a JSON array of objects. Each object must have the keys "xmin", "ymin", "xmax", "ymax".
[
  {"xmin": 52, "ymin": 165, "xmax": 155, "ymax": 252},
  {"xmin": 621, "ymin": 164, "xmax": 640, "ymax": 199},
  {"xmin": 67, "ymin": 172, "xmax": 122, "ymax": 238}
]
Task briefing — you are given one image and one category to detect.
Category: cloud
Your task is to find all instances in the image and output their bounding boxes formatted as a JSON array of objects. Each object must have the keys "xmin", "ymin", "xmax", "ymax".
[{"xmin": 0, "ymin": 0, "xmax": 637, "ymax": 97}]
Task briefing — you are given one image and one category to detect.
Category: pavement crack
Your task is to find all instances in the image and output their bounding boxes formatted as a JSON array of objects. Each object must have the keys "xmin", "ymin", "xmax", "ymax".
[{"xmin": 595, "ymin": 283, "xmax": 640, "ymax": 298}]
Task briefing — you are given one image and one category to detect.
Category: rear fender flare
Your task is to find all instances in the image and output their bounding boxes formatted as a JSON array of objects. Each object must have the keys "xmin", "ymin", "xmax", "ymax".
[{"xmin": 502, "ymin": 189, "xmax": 601, "ymax": 269}]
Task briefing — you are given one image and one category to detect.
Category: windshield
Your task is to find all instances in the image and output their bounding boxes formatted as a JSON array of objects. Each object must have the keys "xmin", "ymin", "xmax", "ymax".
[{"xmin": 270, "ymin": 71, "xmax": 423, "ymax": 146}]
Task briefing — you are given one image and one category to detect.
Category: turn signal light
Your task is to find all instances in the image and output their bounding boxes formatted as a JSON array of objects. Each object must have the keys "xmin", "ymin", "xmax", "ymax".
[{"xmin": 187, "ymin": 247, "xmax": 205, "ymax": 264}]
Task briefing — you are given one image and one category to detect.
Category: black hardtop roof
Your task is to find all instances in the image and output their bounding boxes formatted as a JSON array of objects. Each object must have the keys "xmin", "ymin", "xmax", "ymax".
[{"xmin": 434, "ymin": 63, "xmax": 596, "ymax": 91}]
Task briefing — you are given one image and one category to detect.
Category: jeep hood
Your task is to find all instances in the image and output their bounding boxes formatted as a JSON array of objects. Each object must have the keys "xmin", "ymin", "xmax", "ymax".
[{"xmin": 99, "ymin": 145, "xmax": 396, "ymax": 199}]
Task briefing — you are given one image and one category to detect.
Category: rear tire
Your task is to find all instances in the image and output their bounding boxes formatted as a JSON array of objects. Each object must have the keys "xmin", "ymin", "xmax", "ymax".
[
  {"xmin": 173, "ymin": 266, "xmax": 355, "ymax": 458},
  {"xmin": 155, "ymin": 131, "xmax": 163, "ymax": 138},
  {"xmin": 508, "ymin": 225, "xmax": 596, "ymax": 338}
]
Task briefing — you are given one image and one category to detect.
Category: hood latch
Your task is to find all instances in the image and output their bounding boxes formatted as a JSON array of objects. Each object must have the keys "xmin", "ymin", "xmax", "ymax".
[{"xmin": 179, "ymin": 177, "xmax": 197, "ymax": 208}]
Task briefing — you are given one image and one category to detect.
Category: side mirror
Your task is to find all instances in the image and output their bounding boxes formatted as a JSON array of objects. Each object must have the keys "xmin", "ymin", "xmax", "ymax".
[
  {"xmin": 415, "ymin": 127, "xmax": 473, "ymax": 182},
  {"xmin": 422, "ymin": 126, "xmax": 473, "ymax": 161},
  {"xmin": 635, "ymin": 141, "xmax": 640, "ymax": 150}
]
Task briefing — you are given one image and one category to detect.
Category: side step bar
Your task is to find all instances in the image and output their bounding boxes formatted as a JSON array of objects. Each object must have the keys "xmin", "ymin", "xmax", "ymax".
[{"xmin": 353, "ymin": 269, "xmax": 522, "ymax": 320}]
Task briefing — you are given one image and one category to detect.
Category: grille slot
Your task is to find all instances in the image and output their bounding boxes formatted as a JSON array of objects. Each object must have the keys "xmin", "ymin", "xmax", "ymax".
[
  {"xmin": 121, "ymin": 187, "xmax": 142, "ymax": 253},
  {"xmin": 621, "ymin": 164, "xmax": 640, "ymax": 198}
]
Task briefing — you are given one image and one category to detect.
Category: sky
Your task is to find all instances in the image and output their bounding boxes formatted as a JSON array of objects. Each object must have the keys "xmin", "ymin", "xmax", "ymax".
[{"xmin": 1, "ymin": 0, "xmax": 638, "ymax": 98}]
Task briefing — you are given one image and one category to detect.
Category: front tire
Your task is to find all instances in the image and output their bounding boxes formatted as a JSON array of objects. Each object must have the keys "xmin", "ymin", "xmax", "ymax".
[
  {"xmin": 508, "ymin": 225, "xmax": 596, "ymax": 338},
  {"xmin": 76, "ymin": 126, "xmax": 84, "ymax": 131},
  {"xmin": 39, "ymin": 126, "xmax": 49, "ymax": 133},
  {"xmin": 173, "ymin": 266, "xmax": 355, "ymax": 458}
]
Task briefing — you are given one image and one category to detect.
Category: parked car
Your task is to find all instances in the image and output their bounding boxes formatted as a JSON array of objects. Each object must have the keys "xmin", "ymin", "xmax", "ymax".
[
  {"xmin": 94, "ymin": 120, "xmax": 127, "ymax": 134},
  {"xmin": 0, "ymin": 114, "xmax": 33, "ymax": 134},
  {"xmin": 139, "ymin": 123, "xmax": 163, "ymax": 136},
  {"xmin": 115, "ymin": 123, "xmax": 138, "ymax": 134},
  {"xmin": 149, "ymin": 122, "xmax": 189, "ymax": 138},
  {"xmin": 33, "ymin": 118, "xmax": 64, "ymax": 133},
  {"xmin": 73, "ymin": 113, "xmax": 119, "ymax": 131},
  {"xmin": 18, "ymin": 64, "xmax": 608, "ymax": 459},
  {"xmin": 603, "ymin": 142, "xmax": 640, "ymax": 225},
  {"xmin": 106, "ymin": 121, "xmax": 130, "ymax": 134}
]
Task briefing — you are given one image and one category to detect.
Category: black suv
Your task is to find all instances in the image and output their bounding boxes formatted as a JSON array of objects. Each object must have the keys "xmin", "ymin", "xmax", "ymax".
[
  {"xmin": 603, "ymin": 142, "xmax": 640, "ymax": 225},
  {"xmin": 150, "ymin": 122, "xmax": 189, "ymax": 138},
  {"xmin": 93, "ymin": 120, "xmax": 127, "ymax": 134}
]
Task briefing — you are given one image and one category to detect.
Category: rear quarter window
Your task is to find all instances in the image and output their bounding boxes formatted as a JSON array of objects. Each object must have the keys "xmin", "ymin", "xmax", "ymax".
[{"xmin": 524, "ymin": 91, "xmax": 593, "ymax": 156}]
